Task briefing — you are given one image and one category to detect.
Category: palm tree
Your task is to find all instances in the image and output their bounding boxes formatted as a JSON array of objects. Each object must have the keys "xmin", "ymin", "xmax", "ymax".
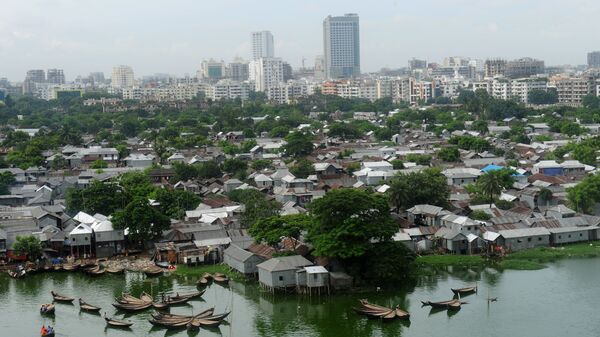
[{"xmin": 477, "ymin": 169, "xmax": 515, "ymax": 207}]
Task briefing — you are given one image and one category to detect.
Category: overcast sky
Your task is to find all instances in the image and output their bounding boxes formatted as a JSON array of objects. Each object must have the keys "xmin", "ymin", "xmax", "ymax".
[{"xmin": 1, "ymin": 0, "xmax": 599, "ymax": 81}]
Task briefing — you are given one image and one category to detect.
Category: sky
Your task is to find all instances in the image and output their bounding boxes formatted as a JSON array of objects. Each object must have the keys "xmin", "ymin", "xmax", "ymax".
[{"xmin": 1, "ymin": 0, "xmax": 600, "ymax": 81}]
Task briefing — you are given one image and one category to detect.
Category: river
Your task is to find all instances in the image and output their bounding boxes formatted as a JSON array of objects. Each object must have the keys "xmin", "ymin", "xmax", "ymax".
[{"xmin": 1, "ymin": 257, "xmax": 600, "ymax": 337}]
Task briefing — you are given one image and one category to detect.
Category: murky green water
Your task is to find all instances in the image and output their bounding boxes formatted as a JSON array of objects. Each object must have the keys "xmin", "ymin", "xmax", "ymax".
[{"xmin": 2, "ymin": 258, "xmax": 600, "ymax": 337}]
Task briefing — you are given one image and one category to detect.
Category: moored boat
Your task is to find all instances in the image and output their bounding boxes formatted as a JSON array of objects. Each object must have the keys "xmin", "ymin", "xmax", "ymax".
[
  {"xmin": 144, "ymin": 266, "xmax": 164, "ymax": 277},
  {"xmin": 51, "ymin": 291, "xmax": 74, "ymax": 303},
  {"xmin": 421, "ymin": 299, "xmax": 465, "ymax": 310},
  {"xmin": 104, "ymin": 313, "xmax": 134, "ymax": 328},
  {"xmin": 79, "ymin": 298, "xmax": 101, "ymax": 312},
  {"xmin": 106, "ymin": 267, "xmax": 124, "ymax": 274},
  {"xmin": 451, "ymin": 285, "xmax": 477, "ymax": 295}
]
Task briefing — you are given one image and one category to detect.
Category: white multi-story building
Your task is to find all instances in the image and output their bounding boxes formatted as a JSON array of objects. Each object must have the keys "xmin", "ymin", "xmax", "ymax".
[
  {"xmin": 122, "ymin": 84, "xmax": 206, "ymax": 101},
  {"xmin": 249, "ymin": 57, "xmax": 283, "ymax": 92},
  {"xmin": 207, "ymin": 80, "xmax": 252, "ymax": 101},
  {"xmin": 266, "ymin": 81, "xmax": 311, "ymax": 104},
  {"xmin": 111, "ymin": 65, "xmax": 135, "ymax": 89},
  {"xmin": 252, "ymin": 31, "xmax": 274, "ymax": 60}
]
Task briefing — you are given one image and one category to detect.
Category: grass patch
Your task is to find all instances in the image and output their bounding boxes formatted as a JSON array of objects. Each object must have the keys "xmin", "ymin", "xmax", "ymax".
[
  {"xmin": 415, "ymin": 255, "xmax": 485, "ymax": 268},
  {"xmin": 499, "ymin": 259, "xmax": 546, "ymax": 270},
  {"xmin": 172, "ymin": 264, "xmax": 246, "ymax": 282},
  {"xmin": 505, "ymin": 242, "xmax": 600, "ymax": 262}
]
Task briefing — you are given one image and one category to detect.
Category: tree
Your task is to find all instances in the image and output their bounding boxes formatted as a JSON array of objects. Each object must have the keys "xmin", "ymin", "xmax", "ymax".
[
  {"xmin": 0, "ymin": 171, "xmax": 15, "ymax": 195},
  {"xmin": 51, "ymin": 155, "xmax": 69, "ymax": 170},
  {"xmin": 119, "ymin": 171, "xmax": 156, "ymax": 199},
  {"xmin": 222, "ymin": 158, "xmax": 248, "ymax": 179},
  {"xmin": 387, "ymin": 168, "xmax": 449, "ymax": 211},
  {"xmin": 289, "ymin": 158, "xmax": 315, "ymax": 178},
  {"xmin": 437, "ymin": 146, "xmax": 460, "ymax": 162},
  {"xmin": 360, "ymin": 242, "xmax": 416, "ymax": 283},
  {"xmin": 469, "ymin": 210, "xmax": 491, "ymax": 220},
  {"xmin": 283, "ymin": 131, "xmax": 314, "ymax": 158},
  {"xmin": 12, "ymin": 235, "xmax": 42, "ymax": 261},
  {"xmin": 229, "ymin": 189, "xmax": 281, "ymax": 227},
  {"xmin": 538, "ymin": 188, "xmax": 553, "ymax": 206},
  {"xmin": 197, "ymin": 160, "xmax": 222, "ymax": 179},
  {"xmin": 251, "ymin": 159, "xmax": 273, "ymax": 171},
  {"xmin": 390, "ymin": 159, "xmax": 404, "ymax": 170},
  {"xmin": 90, "ymin": 160, "xmax": 108, "ymax": 169},
  {"xmin": 582, "ymin": 94, "xmax": 600, "ymax": 109},
  {"xmin": 404, "ymin": 154, "xmax": 431, "ymax": 166},
  {"xmin": 154, "ymin": 188, "xmax": 201, "ymax": 219},
  {"xmin": 249, "ymin": 214, "xmax": 311, "ymax": 248},
  {"xmin": 471, "ymin": 120, "xmax": 489, "ymax": 134},
  {"xmin": 173, "ymin": 162, "xmax": 199, "ymax": 182},
  {"xmin": 116, "ymin": 144, "xmax": 130, "ymax": 159},
  {"xmin": 567, "ymin": 174, "xmax": 600, "ymax": 213},
  {"xmin": 528, "ymin": 88, "xmax": 558, "ymax": 105},
  {"xmin": 327, "ymin": 122, "xmax": 362, "ymax": 139},
  {"xmin": 307, "ymin": 189, "xmax": 397, "ymax": 259},
  {"xmin": 112, "ymin": 197, "xmax": 170, "ymax": 242},
  {"xmin": 476, "ymin": 169, "xmax": 515, "ymax": 206},
  {"xmin": 65, "ymin": 180, "xmax": 126, "ymax": 215}
]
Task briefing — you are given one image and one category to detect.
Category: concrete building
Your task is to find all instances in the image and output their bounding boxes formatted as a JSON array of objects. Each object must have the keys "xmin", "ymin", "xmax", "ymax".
[
  {"xmin": 23, "ymin": 69, "xmax": 45, "ymax": 95},
  {"xmin": 227, "ymin": 60, "xmax": 249, "ymax": 81},
  {"xmin": 409, "ymin": 58, "xmax": 427, "ymax": 70},
  {"xmin": 207, "ymin": 80, "xmax": 251, "ymax": 101},
  {"xmin": 252, "ymin": 31, "xmax": 274, "ymax": 60},
  {"xmin": 200, "ymin": 59, "xmax": 226, "ymax": 81},
  {"xmin": 555, "ymin": 76, "xmax": 597, "ymax": 106},
  {"xmin": 111, "ymin": 65, "xmax": 135, "ymax": 89},
  {"xmin": 484, "ymin": 59, "xmax": 506, "ymax": 78},
  {"xmin": 249, "ymin": 57, "xmax": 283, "ymax": 92},
  {"xmin": 323, "ymin": 14, "xmax": 360, "ymax": 79},
  {"xmin": 588, "ymin": 51, "xmax": 600, "ymax": 69},
  {"xmin": 47, "ymin": 69, "xmax": 65, "ymax": 84},
  {"xmin": 505, "ymin": 58, "xmax": 545, "ymax": 78}
]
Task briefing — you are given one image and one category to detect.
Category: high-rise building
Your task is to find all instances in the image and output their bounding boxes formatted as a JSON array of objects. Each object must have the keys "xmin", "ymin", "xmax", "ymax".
[
  {"xmin": 199, "ymin": 59, "xmax": 226, "ymax": 81},
  {"xmin": 249, "ymin": 57, "xmax": 283, "ymax": 92},
  {"xmin": 282, "ymin": 62, "xmax": 293, "ymax": 81},
  {"xmin": 588, "ymin": 51, "xmax": 600, "ymax": 69},
  {"xmin": 323, "ymin": 14, "xmax": 360, "ymax": 79},
  {"xmin": 227, "ymin": 59, "xmax": 249, "ymax": 81},
  {"xmin": 89, "ymin": 72, "xmax": 105, "ymax": 85},
  {"xmin": 505, "ymin": 58, "xmax": 545, "ymax": 78},
  {"xmin": 23, "ymin": 69, "xmax": 45, "ymax": 95},
  {"xmin": 484, "ymin": 59, "xmax": 506, "ymax": 78},
  {"xmin": 47, "ymin": 69, "xmax": 65, "ymax": 84},
  {"xmin": 409, "ymin": 58, "xmax": 427, "ymax": 70},
  {"xmin": 252, "ymin": 31, "xmax": 275, "ymax": 60},
  {"xmin": 314, "ymin": 56, "xmax": 326, "ymax": 80},
  {"xmin": 111, "ymin": 65, "xmax": 135, "ymax": 89}
]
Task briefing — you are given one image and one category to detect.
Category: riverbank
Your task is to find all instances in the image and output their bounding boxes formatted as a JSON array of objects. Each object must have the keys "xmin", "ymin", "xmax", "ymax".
[{"xmin": 415, "ymin": 241, "xmax": 600, "ymax": 271}]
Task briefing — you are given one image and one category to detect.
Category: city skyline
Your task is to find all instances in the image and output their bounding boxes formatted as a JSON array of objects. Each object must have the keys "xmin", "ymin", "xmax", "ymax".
[{"xmin": 2, "ymin": 0, "xmax": 600, "ymax": 80}]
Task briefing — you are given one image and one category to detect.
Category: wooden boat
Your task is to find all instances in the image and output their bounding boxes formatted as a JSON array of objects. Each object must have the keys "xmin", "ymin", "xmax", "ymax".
[
  {"xmin": 169, "ymin": 290, "xmax": 205, "ymax": 301},
  {"xmin": 79, "ymin": 298, "xmax": 101, "ymax": 312},
  {"xmin": 112, "ymin": 301, "xmax": 152, "ymax": 311},
  {"xmin": 421, "ymin": 299, "xmax": 465, "ymax": 309},
  {"xmin": 40, "ymin": 304, "xmax": 55, "ymax": 315},
  {"xmin": 53, "ymin": 265, "xmax": 62, "ymax": 271},
  {"xmin": 148, "ymin": 316, "xmax": 193, "ymax": 329},
  {"xmin": 187, "ymin": 318, "xmax": 221, "ymax": 330},
  {"xmin": 155, "ymin": 261, "xmax": 170, "ymax": 269},
  {"xmin": 104, "ymin": 313, "xmax": 133, "ymax": 328},
  {"xmin": 7, "ymin": 270, "xmax": 26, "ymax": 279},
  {"xmin": 62, "ymin": 264, "xmax": 78, "ymax": 271},
  {"xmin": 140, "ymin": 292, "xmax": 153, "ymax": 303},
  {"xmin": 51, "ymin": 291, "xmax": 74, "ymax": 303},
  {"xmin": 395, "ymin": 307, "xmax": 410, "ymax": 319},
  {"xmin": 356, "ymin": 299, "xmax": 410, "ymax": 320},
  {"xmin": 197, "ymin": 276, "xmax": 210, "ymax": 286},
  {"xmin": 213, "ymin": 274, "xmax": 230, "ymax": 285},
  {"xmin": 451, "ymin": 285, "xmax": 477, "ymax": 295},
  {"xmin": 40, "ymin": 326, "xmax": 55, "ymax": 337},
  {"xmin": 205, "ymin": 311, "xmax": 231, "ymax": 321},
  {"xmin": 106, "ymin": 267, "xmax": 124, "ymax": 274},
  {"xmin": 43, "ymin": 265, "xmax": 52, "ymax": 272},
  {"xmin": 87, "ymin": 268, "xmax": 106, "ymax": 276},
  {"xmin": 152, "ymin": 307, "xmax": 214, "ymax": 322},
  {"xmin": 144, "ymin": 266, "xmax": 164, "ymax": 277}
]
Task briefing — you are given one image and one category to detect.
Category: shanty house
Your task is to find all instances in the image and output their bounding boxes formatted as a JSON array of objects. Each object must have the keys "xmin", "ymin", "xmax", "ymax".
[
  {"xmin": 224, "ymin": 244, "xmax": 265, "ymax": 275},
  {"xmin": 549, "ymin": 227, "xmax": 591, "ymax": 245},
  {"xmin": 257, "ymin": 255, "xmax": 312, "ymax": 290},
  {"xmin": 498, "ymin": 227, "xmax": 551, "ymax": 251}
]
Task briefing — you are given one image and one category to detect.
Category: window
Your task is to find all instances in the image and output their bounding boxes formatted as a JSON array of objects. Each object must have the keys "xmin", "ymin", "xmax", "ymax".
[
  {"xmin": 278, "ymin": 276, "xmax": 283, "ymax": 281},
  {"xmin": 538, "ymin": 237, "xmax": 542, "ymax": 241},
  {"xmin": 527, "ymin": 238, "xmax": 532, "ymax": 242},
  {"xmin": 313, "ymin": 274, "xmax": 318, "ymax": 280},
  {"xmin": 580, "ymin": 233, "xmax": 583, "ymax": 237},
  {"xmin": 558, "ymin": 235, "xmax": 562, "ymax": 239},
  {"xmin": 568, "ymin": 235, "xmax": 571, "ymax": 238}
]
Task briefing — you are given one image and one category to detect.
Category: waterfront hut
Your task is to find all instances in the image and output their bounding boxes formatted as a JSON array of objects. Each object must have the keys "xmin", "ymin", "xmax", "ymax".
[
  {"xmin": 497, "ymin": 227, "xmax": 551, "ymax": 251},
  {"xmin": 67, "ymin": 223, "xmax": 93, "ymax": 257},
  {"xmin": 296, "ymin": 266, "xmax": 330, "ymax": 295},
  {"xmin": 257, "ymin": 255, "xmax": 312, "ymax": 292},
  {"xmin": 0, "ymin": 228, "xmax": 6, "ymax": 258},
  {"xmin": 434, "ymin": 227, "xmax": 469, "ymax": 254},
  {"xmin": 224, "ymin": 244, "xmax": 265, "ymax": 275},
  {"xmin": 91, "ymin": 219, "xmax": 124, "ymax": 258},
  {"xmin": 548, "ymin": 227, "xmax": 591, "ymax": 245}
]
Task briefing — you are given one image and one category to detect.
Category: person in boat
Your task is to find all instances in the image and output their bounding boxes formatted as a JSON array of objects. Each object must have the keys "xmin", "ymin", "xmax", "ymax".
[
  {"xmin": 46, "ymin": 326, "xmax": 54, "ymax": 336},
  {"xmin": 40, "ymin": 326, "xmax": 47, "ymax": 336},
  {"xmin": 40, "ymin": 304, "xmax": 47, "ymax": 313}
]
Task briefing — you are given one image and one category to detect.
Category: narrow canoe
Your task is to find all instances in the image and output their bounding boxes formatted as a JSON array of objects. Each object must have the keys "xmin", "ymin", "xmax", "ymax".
[
  {"xmin": 51, "ymin": 291, "xmax": 74, "ymax": 302},
  {"xmin": 40, "ymin": 304, "xmax": 55, "ymax": 315},
  {"xmin": 104, "ymin": 313, "xmax": 134, "ymax": 327},
  {"xmin": 79, "ymin": 298, "xmax": 101, "ymax": 312},
  {"xmin": 451, "ymin": 286, "xmax": 477, "ymax": 295}
]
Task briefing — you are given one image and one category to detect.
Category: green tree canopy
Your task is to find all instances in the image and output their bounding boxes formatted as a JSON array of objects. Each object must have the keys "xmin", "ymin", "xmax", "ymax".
[
  {"xmin": 12, "ymin": 235, "xmax": 42, "ymax": 261},
  {"xmin": 249, "ymin": 214, "xmax": 311, "ymax": 247},
  {"xmin": 476, "ymin": 169, "xmax": 516, "ymax": 206},
  {"xmin": 289, "ymin": 158, "xmax": 315, "ymax": 178},
  {"xmin": 387, "ymin": 168, "xmax": 449, "ymax": 211},
  {"xmin": 283, "ymin": 131, "xmax": 314, "ymax": 158},
  {"xmin": 112, "ymin": 197, "xmax": 171, "ymax": 242},
  {"xmin": 307, "ymin": 189, "xmax": 397, "ymax": 259}
]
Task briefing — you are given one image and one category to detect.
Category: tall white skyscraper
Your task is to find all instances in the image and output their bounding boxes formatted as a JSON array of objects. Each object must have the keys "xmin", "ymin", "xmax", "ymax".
[
  {"xmin": 323, "ymin": 14, "xmax": 360, "ymax": 79},
  {"xmin": 249, "ymin": 57, "xmax": 283, "ymax": 92},
  {"xmin": 252, "ymin": 31, "xmax": 274, "ymax": 60},
  {"xmin": 111, "ymin": 65, "xmax": 135, "ymax": 88}
]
